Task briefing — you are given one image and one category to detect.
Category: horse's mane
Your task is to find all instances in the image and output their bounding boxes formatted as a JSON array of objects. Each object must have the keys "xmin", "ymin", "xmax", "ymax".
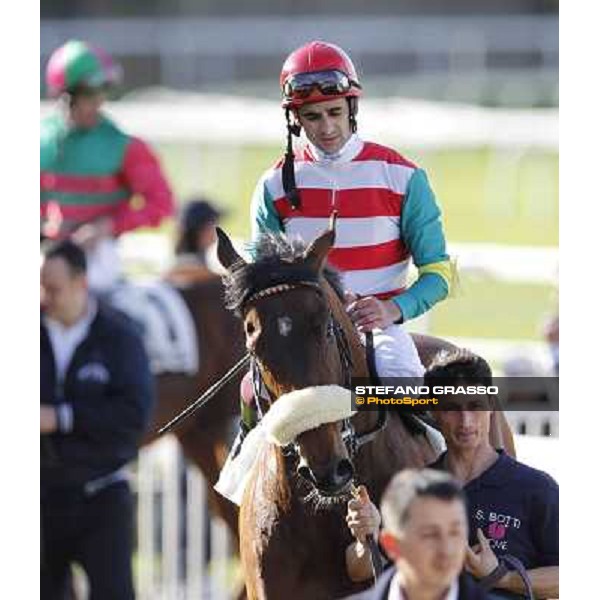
[{"xmin": 223, "ymin": 232, "xmax": 345, "ymax": 315}]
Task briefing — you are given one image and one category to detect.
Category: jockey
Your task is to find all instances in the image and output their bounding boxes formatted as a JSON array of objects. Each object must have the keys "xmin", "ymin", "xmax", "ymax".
[
  {"xmin": 232, "ymin": 41, "xmax": 454, "ymax": 451},
  {"xmin": 41, "ymin": 40, "xmax": 175, "ymax": 294},
  {"xmin": 252, "ymin": 42, "xmax": 453, "ymax": 370}
]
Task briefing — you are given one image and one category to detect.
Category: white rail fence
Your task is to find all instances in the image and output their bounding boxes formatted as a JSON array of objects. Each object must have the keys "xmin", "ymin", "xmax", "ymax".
[
  {"xmin": 505, "ymin": 410, "xmax": 558, "ymax": 438},
  {"xmin": 134, "ymin": 437, "xmax": 237, "ymax": 600}
]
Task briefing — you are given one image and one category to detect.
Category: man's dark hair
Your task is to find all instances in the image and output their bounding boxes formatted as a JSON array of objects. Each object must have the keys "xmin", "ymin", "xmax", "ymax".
[
  {"xmin": 43, "ymin": 240, "xmax": 87, "ymax": 276},
  {"xmin": 424, "ymin": 348, "xmax": 492, "ymax": 388},
  {"xmin": 175, "ymin": 198, "xmax": 223, "ymax": 256},
  {"xmin": 381, "ymin": 469, "xmax": 466, "ymax": 535}
]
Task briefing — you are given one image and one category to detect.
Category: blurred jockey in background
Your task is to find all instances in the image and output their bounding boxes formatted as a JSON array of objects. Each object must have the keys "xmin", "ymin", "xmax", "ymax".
[{"xmin": 41, "ymin": 40, "xmax": 174, "ymax": 294}]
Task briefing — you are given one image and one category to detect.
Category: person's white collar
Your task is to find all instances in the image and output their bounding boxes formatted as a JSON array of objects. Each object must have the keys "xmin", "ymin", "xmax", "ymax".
[
  {"xmin": 306, "ymin": 133, "xmax": 363, "ymax": 164},
  {"xmin": 388, "ymin": 571, "xmax": 459, "ymax": 600}
]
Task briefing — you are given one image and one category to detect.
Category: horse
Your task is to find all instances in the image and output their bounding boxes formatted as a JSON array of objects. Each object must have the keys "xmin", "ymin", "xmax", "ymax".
[{"xmin": 215, "ymin": 223, "xmax": 516, "ymax": 599}]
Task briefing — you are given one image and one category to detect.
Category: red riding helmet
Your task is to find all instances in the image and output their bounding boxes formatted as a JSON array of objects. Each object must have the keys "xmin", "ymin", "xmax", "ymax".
[{"xmin": 280, "ymin": 41, "xmax": 362, "ymax": 109}]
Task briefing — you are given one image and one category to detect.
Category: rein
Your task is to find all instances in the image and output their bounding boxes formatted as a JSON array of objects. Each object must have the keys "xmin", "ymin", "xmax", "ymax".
[{"xmin": 158, "ymin": 352, "xmax": 251, "ymax": 435}]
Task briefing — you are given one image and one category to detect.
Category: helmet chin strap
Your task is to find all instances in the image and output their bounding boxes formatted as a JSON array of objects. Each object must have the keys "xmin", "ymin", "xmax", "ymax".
[
  {"xmin": 283, "ymin": 108, "xmax": 302, "ymax": 210},
  {"xmin": 348, "ymin": 97, "xmax": 358, "ymax": 133},
  {"xmin": 282, "ymin": 100, "xmax": 359, "ymax": 210}
]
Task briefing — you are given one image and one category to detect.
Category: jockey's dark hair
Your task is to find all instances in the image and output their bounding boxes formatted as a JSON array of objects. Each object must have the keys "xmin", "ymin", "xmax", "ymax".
[
  {"xmin": 222, "ymin": 232, "xmax": 344, "ymax": 315},
  {"xmin": 381, "ymin": 469, "xmax": 466, "ymax": 535},
  {"xmin": 424, "ymin": 348, "xmax": 493, "ymax": 388},
  {"xmin": 43, "ymin": 239, "xmax": 87, "ymax": 276}
]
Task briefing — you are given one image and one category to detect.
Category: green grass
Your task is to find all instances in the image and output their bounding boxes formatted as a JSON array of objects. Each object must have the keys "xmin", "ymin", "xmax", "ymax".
[{"xmin": 428, "ymin": 276, "xmax": 556, "ymax": 341}]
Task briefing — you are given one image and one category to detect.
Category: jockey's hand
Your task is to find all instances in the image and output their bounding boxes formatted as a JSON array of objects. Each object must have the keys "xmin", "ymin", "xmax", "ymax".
[
  {"xmin": 465, "ymin": 528, "xmax": 499, "ymax": 579},
  {"xmin": 346, "ymin": 296, "xmax": 402, "ymax": 332},
  {"xmin": 71, "ymin": 217, "xmax": 113, "ymax": 251},
  {"xmin": 40, "ymin": 405, "xmax": 58, "ymax": 434},
  {"xmin": 346, "ymin": 485, "xmax": 381, "ymax": 544}
]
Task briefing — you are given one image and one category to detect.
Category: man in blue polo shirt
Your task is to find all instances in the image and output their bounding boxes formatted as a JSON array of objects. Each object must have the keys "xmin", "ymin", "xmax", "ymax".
[
  {"xmin": 345, "ymin": 350, "xmax": 558, "ymax": 599},
  {"xmin": 425, "ymin": 349, "xmax": 559, "ymax": 599}
]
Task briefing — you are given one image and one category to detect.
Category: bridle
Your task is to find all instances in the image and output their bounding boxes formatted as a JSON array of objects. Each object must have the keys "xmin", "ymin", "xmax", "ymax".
[
  {"xmin": 243, "ymin": 280, "xmax": 388, "ymax": 462},
  {"xmin": 157, "ymin": 277, "xmax": 389, "ymax": 447}
]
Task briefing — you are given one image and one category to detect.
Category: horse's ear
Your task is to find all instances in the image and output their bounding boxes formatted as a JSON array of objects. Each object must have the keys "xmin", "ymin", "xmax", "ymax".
[
  {"xmin": 216, "ymin": 227, "xmax": 246, "ymax": 271},
  {"xmin": 303, "ymin": 212, "xmax": 337, "ymax": 273}
]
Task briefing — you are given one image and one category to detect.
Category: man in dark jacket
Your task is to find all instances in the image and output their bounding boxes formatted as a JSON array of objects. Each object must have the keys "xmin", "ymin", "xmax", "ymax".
[
  {"xmin": 345, "ymin": 469, "xmax": 489, "ymax": 600},
  {"xmin": 40, "ymin": 240, "xmax": 155, "ymax": 600}
]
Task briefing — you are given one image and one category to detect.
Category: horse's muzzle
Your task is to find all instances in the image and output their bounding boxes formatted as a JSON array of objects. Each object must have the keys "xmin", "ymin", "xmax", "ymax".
[{"xmin": 297, "ymin": 457, "xmax": 354, "ymax": 496}]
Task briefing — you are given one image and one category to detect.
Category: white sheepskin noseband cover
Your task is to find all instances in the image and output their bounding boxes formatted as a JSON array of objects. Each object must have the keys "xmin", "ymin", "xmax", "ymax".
[{"xmin": 264, "ymin": 385, "xmax": 356, "ymax": 446}]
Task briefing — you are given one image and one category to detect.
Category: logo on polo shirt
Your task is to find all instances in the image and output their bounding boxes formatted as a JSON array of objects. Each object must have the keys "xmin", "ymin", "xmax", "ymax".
[
  {"xmin": 77, "ymin": 362, "xmax": 110, "ymax": 384},
  {"xmin": 488, "ymin": 521, "xmax": 506, "ymax": 539},
  {"xmin": 475, "ymin": 509, "xmax": 521, "ymax": 551}
]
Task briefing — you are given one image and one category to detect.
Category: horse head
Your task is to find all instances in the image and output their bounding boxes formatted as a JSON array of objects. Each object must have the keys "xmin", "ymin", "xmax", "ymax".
[{"xmin": 217, "ymin": 222, "xmax": 367, "ymax": 497}]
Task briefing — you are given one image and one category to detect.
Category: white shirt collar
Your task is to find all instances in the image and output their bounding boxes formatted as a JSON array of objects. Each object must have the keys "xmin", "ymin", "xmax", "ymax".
[
  {"xmin": 306, "ymin": 133, "xmax": 364, "ymax": 164},
  {"xmin": 44, "ymin": 297, "xmax": 97, "ymax": 334},
  {"xmin": 388, "ymin": 571, "xmax": 459, "ymax": 600}
]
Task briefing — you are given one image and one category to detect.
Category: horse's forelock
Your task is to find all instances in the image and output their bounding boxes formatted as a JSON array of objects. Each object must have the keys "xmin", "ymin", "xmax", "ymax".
[{"xmin": 222, "ymin": 232, "xmax": 345, "ymax": 313}]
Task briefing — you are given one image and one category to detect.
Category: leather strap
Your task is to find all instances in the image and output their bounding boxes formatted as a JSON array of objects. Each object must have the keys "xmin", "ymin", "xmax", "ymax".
[
  {"xmin": 480, "ymin": 555, "xmax": 535, "ymax": 600},
  {"xmin": 479, "ymin": 561, "xmax": 508, "ymax": 590},
  {"xmin": 365, "ymin": 331, "xmax": 381, "ymax": 385},
  {"xmin": 502, "ymin": 555, "xmax": 535, "ymax": 600}
]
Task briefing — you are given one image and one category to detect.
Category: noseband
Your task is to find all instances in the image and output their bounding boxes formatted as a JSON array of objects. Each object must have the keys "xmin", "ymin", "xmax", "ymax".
[{"xmin": 243, "ymin": 280, "xmax": 388, "ymax": 463}]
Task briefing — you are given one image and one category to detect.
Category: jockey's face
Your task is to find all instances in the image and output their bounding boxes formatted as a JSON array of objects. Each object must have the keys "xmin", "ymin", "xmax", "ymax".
[
  {"xmin": 67, "ymin": 88, "xmax": 105, "ymax": 129},
  {"xmin": 434, "ymin": 394, "xmax": 493, "ymax": 453},
  {"xmin": 380, "ymin": 496, "xmax": 468, "ymax": 594},
  {"xmin": 296, "ymin": 97, "xmax": 352, "ymax": 154},
  {"xmin": 41, "ymin": 256, "xmax": 89, "ymax": 326}
]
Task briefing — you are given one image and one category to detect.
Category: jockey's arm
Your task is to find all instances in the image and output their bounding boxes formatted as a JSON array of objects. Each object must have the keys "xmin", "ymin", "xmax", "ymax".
[
  {"xmin": 111, "ymin": 138, "xmax": 175, "ymax": 236},
  {"xmin": 392, "ymin": 169, "xmax": 454, "ymax": 322}
]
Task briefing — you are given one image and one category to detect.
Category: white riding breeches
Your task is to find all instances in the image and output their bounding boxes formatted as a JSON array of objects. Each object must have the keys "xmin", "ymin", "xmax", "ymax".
[
  {"xmin": 86, "ymin": 238, "xmax": 122, "ymax": 294},
  {"xmin": 367, "ymin": 324, "xmax": 424, "ymax": 380}
]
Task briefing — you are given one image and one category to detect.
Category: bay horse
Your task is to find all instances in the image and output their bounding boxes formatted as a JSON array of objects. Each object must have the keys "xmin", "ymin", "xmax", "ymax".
[{"xmin": 215, "ymin": 225, "xmax": 515, "ymax": 599}]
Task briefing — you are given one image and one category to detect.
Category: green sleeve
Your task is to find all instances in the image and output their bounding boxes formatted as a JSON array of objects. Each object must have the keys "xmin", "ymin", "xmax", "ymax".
[
  {"xmin": 392, "ymin": 168, "xmax": 453, "ymax": 321},
  {"xmin": 250, "ymin": 175, "xmax": 284, "ymax": 254}
]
